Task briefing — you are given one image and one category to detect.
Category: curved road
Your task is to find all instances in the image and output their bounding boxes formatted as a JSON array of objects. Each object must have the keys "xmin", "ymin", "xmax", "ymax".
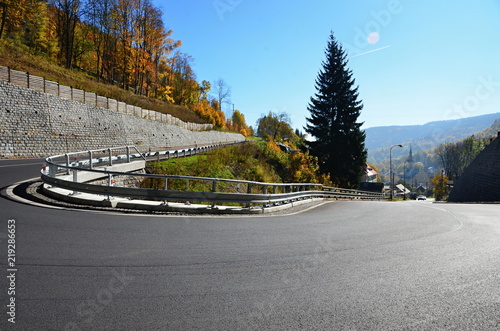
[{"xmin": 0, "ymin": 159, "xmax": 499, "ymax": 330}]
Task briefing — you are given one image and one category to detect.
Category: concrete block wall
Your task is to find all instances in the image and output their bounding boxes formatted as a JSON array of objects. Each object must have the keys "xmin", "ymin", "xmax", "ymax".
[
  {"xmin": 448, "ymin": 134, "xmax": 500, "ymax": 202},
  {"xmin": 0, "ymin": 81, "xmax": 244, "ymax": 158},
  {"xmin": 0, "ymin": 66, "xmax": 213, "ymax": 131}
]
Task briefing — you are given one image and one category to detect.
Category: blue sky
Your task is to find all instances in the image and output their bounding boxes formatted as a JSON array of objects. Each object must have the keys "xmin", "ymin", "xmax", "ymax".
[{"xmin": 155, "ymin": 0, "xmax": 500, "ymax": 131}]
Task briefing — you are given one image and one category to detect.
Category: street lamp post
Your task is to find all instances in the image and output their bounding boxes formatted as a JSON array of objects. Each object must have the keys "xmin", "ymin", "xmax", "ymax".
[
  {"xmin": 389, "ymin": 144, "xmax": 403, "ymax": 200},
  {"xmin": 403, "ymin": 160, "xmax": 407, "ymax": 200}
]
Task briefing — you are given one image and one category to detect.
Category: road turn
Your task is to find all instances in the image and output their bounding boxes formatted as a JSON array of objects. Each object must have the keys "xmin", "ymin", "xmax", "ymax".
[{"xmin": 0, "ymin": 159, "xmax": 499, "ymax": 330}]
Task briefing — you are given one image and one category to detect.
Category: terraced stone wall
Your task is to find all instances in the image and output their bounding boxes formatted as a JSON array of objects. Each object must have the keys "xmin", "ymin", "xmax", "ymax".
[{"xmin": 0, "ymin": 81, "xmax": 244, "ymax": 158}]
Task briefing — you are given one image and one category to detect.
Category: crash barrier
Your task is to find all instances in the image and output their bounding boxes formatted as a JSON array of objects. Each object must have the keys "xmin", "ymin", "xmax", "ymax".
[{"xmin": 41, "ymin": 145, "xmax": 385, "ymax": 210}]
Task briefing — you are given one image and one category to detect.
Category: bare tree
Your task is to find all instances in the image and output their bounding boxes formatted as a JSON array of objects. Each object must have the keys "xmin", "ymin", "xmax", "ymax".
[
  {"xmin": 436, "ymin": 142, "xmax": 460, "ymax": 179},
  {"xmin": 435, "ymin": 136, "xmax": 485, "ymax": 180},
  {"xmin": 51, "ymin": 0, "xmax": 82, "ymax": 69},
  {"xmin": 83, "ymin": 0, "xmax": 116, "ymax": 82},
  {"xmin": 213, "ymin": 78, "xmax": 231, "ymax": 114}
]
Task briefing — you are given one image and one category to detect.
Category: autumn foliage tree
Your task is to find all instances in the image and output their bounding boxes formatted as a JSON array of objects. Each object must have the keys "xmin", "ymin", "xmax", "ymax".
[
  {"xmin": 0, "ymin": 0, "xmax": 253, "ymax": 132},
  {"xmin": 191, "ymin": 99, "xmax": 226, "ymax": 128},
  {"xmin": 257, "ymin": 111, "xmax": 297, "ymax": 143},
  {"xmin": 0, "ymin": 0, "xmax": 56, "ymax": 53},
  {"xmin": 2, "ymin": 0, "xmax": 182, "ymax": 99},
  {"xmin": 431, "ymin": 173, "xmax": 449, "ymax": 201},
  {"xmin": 227, "ymin": 110, "xmax": 251, "ymax": 136}
]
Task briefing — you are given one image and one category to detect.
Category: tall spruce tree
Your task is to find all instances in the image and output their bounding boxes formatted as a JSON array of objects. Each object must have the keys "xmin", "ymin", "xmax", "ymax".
[{"xmin": 305, "ymin": 32, "xmax": 367, "ymax": 188}]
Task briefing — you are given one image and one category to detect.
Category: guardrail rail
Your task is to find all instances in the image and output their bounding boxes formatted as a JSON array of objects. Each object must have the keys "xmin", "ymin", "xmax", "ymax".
[{"xmin": 41, "ymin": 144, "xmax": 385, "ymax": 212}]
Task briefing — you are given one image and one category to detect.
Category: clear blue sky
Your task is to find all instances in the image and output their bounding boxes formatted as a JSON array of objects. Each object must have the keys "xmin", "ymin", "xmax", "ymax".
[{"xmin": 154, "ymin": 0, "xmax": 500, "ymax": 131}]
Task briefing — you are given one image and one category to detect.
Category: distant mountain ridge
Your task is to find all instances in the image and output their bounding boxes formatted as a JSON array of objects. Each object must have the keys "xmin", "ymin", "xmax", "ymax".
[{"xmin": 365, "ymin": 112, "xmax": 500, "ymax": 163}]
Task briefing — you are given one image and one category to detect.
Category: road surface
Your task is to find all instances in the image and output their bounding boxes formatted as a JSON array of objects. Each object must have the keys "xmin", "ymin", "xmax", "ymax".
[{"xmin": 0, "ymin": 159, "xmax": 499, "ymax": 330}]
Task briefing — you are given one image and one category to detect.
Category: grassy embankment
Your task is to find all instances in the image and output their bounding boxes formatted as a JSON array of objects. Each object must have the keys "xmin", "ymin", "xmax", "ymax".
[
  {"xmin": 0, "ymin": 43, "xmax": 204, "ymax": 124},
  {"xmin": 141, "ymin": 141, "xmax": 325, "ymax": 195}
]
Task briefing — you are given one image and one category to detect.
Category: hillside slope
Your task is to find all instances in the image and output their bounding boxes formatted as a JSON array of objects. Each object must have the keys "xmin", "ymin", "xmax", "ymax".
[
  {"xmin": 0, "ymin": 45, "xmax": 205, "ymax": 125},
  {"xmin": 366, "ymin": 112, "xmax": 500, "ymax": 163}
]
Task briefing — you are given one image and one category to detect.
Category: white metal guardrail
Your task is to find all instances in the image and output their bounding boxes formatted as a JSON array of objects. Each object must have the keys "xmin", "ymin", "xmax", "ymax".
[{"xmin": 41, "ymin": 144, "xmax": 385, "ymax": 209}]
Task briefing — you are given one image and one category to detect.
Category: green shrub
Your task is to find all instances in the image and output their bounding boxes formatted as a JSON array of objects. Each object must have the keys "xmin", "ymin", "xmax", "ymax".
[{"xmin": 143, "ymin": 141, "xmax": 325, "ymax": 190}]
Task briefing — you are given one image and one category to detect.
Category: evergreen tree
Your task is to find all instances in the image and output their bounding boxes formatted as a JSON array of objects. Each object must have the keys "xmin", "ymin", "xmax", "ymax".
[{"xmin": 305, "ymin": 32, "xmax": 367, "ymax": 188}]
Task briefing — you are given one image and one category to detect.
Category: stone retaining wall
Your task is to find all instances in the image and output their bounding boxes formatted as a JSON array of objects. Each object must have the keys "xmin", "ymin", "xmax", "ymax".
[
  {"xmin": 0, "ymin": 81, "xmax": 244, "ymax": 158},
  {"xmin": 0, "ymin": 66, "xmax": 213, "ymax": 131}
]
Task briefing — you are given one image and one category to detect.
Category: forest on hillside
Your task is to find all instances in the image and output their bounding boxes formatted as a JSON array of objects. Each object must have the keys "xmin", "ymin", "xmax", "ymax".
[
  {"xmin": 0, "ymin": 0, "xmax": 252, "ymax": 134},
  {"xmin": 371, "ymin": 119, "xmax": 499, "ymax": 197}
]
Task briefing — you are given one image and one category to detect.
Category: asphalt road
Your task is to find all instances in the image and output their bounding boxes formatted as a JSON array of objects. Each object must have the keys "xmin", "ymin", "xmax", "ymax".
[{"xmin": 0, "ymin": 159, "xmax": 499, "ymax": 330}]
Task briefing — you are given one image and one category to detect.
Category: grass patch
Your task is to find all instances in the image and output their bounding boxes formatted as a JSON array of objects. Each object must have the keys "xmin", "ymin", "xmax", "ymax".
[
  {"xmin": 143, "ymin": 141, "xmax": 325, "ymax": 188},
  {"xmin": 139, "ymin": 141, "xmax": 328, "ymax": 206}
]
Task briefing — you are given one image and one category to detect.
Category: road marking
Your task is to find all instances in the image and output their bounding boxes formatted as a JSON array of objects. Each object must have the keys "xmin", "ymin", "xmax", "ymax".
[
  {"xmin": 0, "ymin": 162, "xmax": 44, "ymax": 168},
  {"xmin": 4, "ymin": 178, "xmax": 69, "ymax": 211},
  {"xmin": 415, "ymin": 202, "xmax": 464, "ymax": 233},
  {"xmin": 442, "ymin": 209, "xmax": 464, "ymax": 232}
]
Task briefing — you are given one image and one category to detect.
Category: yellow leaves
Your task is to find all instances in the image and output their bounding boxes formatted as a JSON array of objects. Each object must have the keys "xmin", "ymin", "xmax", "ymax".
[
  {"xmin": 289, "ymin": 151, "xmax": 320, "ymax": 183},
  {"xmin": 191, "ymin": 99, "xmax": 226, "ymax": 128},
  {"xmin": 227, "ymin": 109, "xmax": 251, "ymax": 136},
  {"xmin": 157, "ymin": 85, "xmax": 175, "ymax": 103},
  {"xmin": 431, "ymin": 173, "xmax": 449, "ymax": 201},
  {"xmin": 1, "ymin": 0, "xmax": 48, "ymax": 39},
  {"xmin": 267, "ymin": 141, "xmax": 281, "ymax": 153}
]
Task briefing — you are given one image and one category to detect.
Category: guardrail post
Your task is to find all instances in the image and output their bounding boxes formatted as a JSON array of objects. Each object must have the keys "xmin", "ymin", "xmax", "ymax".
[
  {"xmin": 88, "ymin": 151, "xmax": 93, "ymax": 169},
  {"xmin": 104, "ymin": 171, "xmax": 114, "ymax": 201},
  {"xmin": 246, "ymin": 183, "xmax": 252, "ymax": 208},
  {"xmin": 48, "ymin": 159, "xmax": 56, "ymax": 178},
  {"xmin": 161, "ymin": 176, "xmax": 168, "ymax": 206},
  {"xmin": 184, "ymin": 178, "xmax": 190, "ymax": 205},
  {"xmin": 211, "ymin": 180, "xmax": 217, "ymax": 209},
  {"xmin": 70, "ymin": 169, "xmax": 79, "ymax": 195},
  {"xmin": 65, "ymin": 153, "xmax": 70, "ymax": 175},
  {"xmin": 108, "ymin": 148, "xmax": 113, "ymax": 166},
  {"xmin": 126, "ymin": 146, "xmax": 131, "ymax": 163}
]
